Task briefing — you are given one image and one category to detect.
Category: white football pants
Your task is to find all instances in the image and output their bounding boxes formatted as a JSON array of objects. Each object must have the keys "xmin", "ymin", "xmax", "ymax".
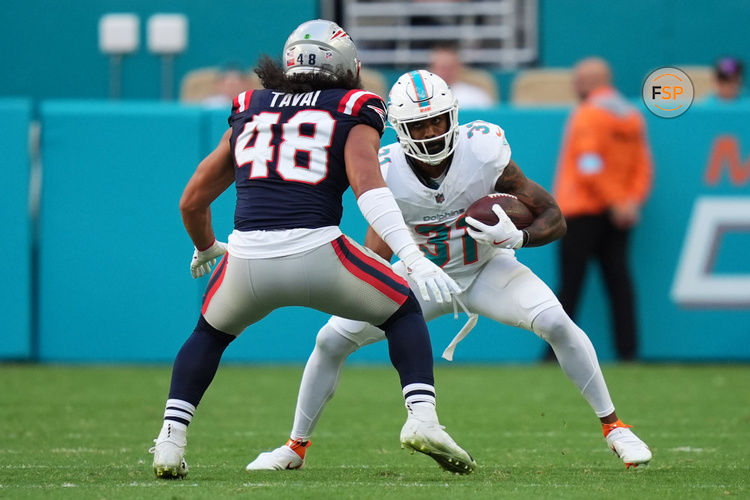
[
  {"xmin": 290, "ymin": 251, "xmax": 615, "ymax": 440},
  {"xmin": 202, "ymin": 235, "xmax": 409, "ymax": 336}
]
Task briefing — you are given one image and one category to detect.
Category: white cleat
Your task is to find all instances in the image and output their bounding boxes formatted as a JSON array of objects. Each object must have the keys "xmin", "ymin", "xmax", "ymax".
[
  {"xmin": 606, "ymin": 426, "xmax": 652, "ymax": 468},
  {"xmin": 150, "ymin": 422, "xmax": 188, "ymax": 479},
  {"xmin": 246, "ymin": 439, "xmax": 309, "ymax": 471},
  {"xmin": 399, "ymin": 407, "xmax": 475, "ymax": 474}
]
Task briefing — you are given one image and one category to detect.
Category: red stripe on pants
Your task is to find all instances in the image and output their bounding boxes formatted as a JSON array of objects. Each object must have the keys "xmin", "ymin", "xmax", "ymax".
[
  {"xmin": 201, "ymin": 254, "xmax": 229, "ymax": 315},
  {"xmin": 331, "ymin": 238, "xmax": 408, "ymax": 305},
  {"xmin": 339, "ymin": 237, "xmax": 409, "ymax": 289}
]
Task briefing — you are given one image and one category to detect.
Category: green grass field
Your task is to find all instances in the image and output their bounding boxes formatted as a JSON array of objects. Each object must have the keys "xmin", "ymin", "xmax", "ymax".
[{"xmin": 1, "ymin": 363, "xmax": 748, "ymax": 499}]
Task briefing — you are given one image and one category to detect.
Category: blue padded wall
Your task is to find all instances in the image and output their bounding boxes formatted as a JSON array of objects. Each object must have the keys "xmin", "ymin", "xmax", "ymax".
[
  {"xmin": 38, "ymin": 102, "xmax": 205, "ymax": 362},
  {"xmin": 0, "ymin": 99, "xmax": 32, "ymax": 359},
  {"xmin": 35, "ymin": 103, "xmax": 750, "ymax": 363}
]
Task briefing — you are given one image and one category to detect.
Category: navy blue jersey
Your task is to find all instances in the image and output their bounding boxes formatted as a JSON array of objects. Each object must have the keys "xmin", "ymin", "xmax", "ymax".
[{"xmin": 227, "ymin": 88, "xmax": 386, "ymax": 231}]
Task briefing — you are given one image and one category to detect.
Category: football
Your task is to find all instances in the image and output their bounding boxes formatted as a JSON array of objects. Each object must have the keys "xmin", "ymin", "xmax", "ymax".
[{"xmin": 465, "ymin": 193, "xmax": 534, "ymax": 229}]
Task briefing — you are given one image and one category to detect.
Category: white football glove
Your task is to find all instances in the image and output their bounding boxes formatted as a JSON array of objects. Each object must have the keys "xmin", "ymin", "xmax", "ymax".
[
  {"xmin": 465, "ymin": 204, "xmax": 525, "ymax": 250},
  {"xmin": 190, "ymin": 240, "xmax": 227, "ymax": 279},
  {"xmin": 402, "ymin": 251, "xmax": 461, "ymax": 303}
]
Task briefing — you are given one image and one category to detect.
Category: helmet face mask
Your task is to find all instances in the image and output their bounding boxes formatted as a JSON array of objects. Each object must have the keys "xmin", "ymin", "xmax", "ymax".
[
  {"xmin": 387, "ymin": 70, "xmax": 459, "ymax": 165},
  {"xmin": 283, "ymin": 19, "xmax": 360, "ymax": 78}
]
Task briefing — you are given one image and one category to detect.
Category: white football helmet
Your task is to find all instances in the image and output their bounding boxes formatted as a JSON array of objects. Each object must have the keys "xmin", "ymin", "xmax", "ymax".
[
  {"xmin": 283, "ymin": 19, "xmax": 361, "ymax": 78},
  {"xmin": 388, "ymin": 70, "xmax": 459, "ymax": 165}
]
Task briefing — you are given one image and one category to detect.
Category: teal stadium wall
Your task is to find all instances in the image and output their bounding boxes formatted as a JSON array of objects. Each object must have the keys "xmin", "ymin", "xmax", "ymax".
[
  {"xmin": 1, "ymin": 99, "xmax": 32, "ymax": 359},
  {"xmin": 38, "ymin": 102, "xmax": 206, "ymax": 362},
  {"xmin": 539, "ymin": 1, "xmax": 750, "ymax": 98},
  {"xmin": 17, "ymin": 102, "xmax": 749, "ymax": 363}
]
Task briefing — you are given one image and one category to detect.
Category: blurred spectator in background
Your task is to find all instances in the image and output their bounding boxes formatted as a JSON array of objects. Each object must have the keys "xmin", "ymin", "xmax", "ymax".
[
  {"xmin": 201, "ymin": 63, "xmax": 250, "ymax": 108},
  {"xmin": 701, "ymin": 57, "xmax": 749, "ymax": 104},
  {"xmin": 552, "ymin": 57, "xmax": 652, "ymax": 361},
  {"xmin": 429, "ymin": 45, "xmax": 495, "ymax": 108}
]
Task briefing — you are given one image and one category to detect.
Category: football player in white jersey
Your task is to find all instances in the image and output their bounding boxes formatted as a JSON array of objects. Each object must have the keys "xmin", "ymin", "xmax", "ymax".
[{"xmin": 247, "ymin": 70, "xmax": 652, "ymax": 470}]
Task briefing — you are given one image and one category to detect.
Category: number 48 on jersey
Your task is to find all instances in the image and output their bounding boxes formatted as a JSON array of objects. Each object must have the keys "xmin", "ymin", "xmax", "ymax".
[{"xmin": 235, "ymin": 109, "xmax": 334, "ymax": 184}]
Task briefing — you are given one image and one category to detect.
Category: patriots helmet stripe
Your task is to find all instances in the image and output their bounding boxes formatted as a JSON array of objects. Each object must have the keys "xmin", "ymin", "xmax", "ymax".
[{"xmin": 283, "ymin": 19, "xmax": 360, "ymax": 78}]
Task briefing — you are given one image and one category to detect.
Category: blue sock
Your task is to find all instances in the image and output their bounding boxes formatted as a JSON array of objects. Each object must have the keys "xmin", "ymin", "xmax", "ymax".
[
  {"xmin": 378, "ymin": 292, "xmax": 435, "ymax": 391},
  {"xmin": 167, "ymin": 315, "xmax": 235, "ymax": 407}
]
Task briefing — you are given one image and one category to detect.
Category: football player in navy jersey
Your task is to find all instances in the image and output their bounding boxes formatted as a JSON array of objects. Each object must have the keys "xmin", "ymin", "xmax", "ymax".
[{"xmin": 149, "ymin": 20, "xmax": 475, "ymax": 479}]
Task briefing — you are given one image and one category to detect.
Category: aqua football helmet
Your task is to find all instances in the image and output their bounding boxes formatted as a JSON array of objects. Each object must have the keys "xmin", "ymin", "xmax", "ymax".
[
  {"xmin": 388, "ymin": 70, "xmax": 459, "ymax": 165},
  {"xmin": 283, "ymin": 19, "xmax": 360, "ymax": 78}
]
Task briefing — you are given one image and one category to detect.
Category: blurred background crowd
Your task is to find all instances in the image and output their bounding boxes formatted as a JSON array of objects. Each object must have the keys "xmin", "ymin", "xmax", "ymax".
[{"xmin": 4, "ymin": 0, "xmax": 748, "ymax": 106}]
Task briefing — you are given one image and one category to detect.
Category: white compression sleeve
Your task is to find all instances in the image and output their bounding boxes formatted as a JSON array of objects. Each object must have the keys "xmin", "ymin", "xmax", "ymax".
[
  {"xmin": 532, "ymin": 307, "xmax": 615, "ymax": 417},
  {"xmin": 291, "ymin": 321, "xmax": 359, "ymax": 440},
  {"xmin": 357, "ymin": 187, "xmax": 420, "ymax": 261}
]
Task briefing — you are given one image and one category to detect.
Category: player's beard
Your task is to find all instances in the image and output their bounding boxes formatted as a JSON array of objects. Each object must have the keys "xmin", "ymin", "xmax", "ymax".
[{"xmin": 424, "ymin": 137, "xmax": 445, "ymax": 155}]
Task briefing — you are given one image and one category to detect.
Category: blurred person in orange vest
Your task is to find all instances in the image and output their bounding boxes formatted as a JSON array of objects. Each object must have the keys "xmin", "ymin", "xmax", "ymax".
[{"xmin": 552, "ymin": 57, "xmax": 652, "ymax": 361}]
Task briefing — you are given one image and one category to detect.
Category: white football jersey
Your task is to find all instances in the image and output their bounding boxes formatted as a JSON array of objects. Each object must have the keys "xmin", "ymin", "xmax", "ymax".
[{"xmin": 379, "ymin": 120, "xmax": 513, "ymax": 290}]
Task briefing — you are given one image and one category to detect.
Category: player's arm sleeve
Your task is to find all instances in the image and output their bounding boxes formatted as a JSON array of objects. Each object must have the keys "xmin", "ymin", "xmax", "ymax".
[
  {"xmin": 345, "ymin": 124, "xmax": 421, "ymax": 261},
  {"xmin": 357, "ymin": 189, "xmax": 421, "ymax": 260},
  {"xmin": 364, "ymin": 226, "xmax": 395, "ymax": 262}
]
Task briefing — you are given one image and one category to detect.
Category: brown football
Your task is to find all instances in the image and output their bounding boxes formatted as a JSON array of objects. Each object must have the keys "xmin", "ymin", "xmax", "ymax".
[{"xmin": 466, "ymin": 193, "xmax": 534, "ymax": 229}]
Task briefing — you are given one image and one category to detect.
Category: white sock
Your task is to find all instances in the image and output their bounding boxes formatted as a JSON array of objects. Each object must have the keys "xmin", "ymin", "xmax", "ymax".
[
  {"xmin": 402, "ymin": 383, "xmax": 436, "ymax": 407},
  {"xmin": 163, "ymin": 399, "xmax": 195, "ymax": 427},
  {"xmin": 532, "ymin": 306, "xmax": 615, "ymax": 417},
  {"xmin": 290, "ymin": 323, "xmax": 358, "ymax": 440}
]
